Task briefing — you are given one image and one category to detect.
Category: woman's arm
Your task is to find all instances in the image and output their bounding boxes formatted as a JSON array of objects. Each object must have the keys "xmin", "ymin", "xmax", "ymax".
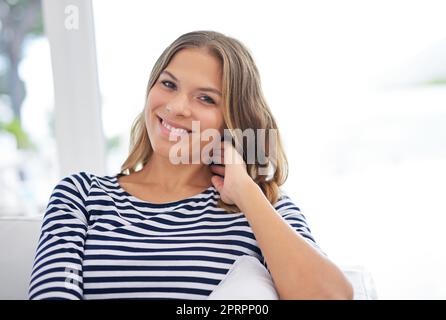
[
  {"xmin": 210, "ymin": 142, "xmax": 353, "ymax": 300},
  {"xmin": 235, "ymin": 180, "xmax": 353, "ymax": 300},
  {"xmin": 28, "ymin": 173, "xmax": 90, "ymax": 300}
]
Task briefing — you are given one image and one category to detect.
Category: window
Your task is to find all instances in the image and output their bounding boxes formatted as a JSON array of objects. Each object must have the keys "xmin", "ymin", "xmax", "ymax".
[{"xmin": 0, "ymin": 0, "xmax": 57, "ymax": 217}]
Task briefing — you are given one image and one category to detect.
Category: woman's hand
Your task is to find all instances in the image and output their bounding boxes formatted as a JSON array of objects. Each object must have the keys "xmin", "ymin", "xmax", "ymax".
[{"xmin": 209, "ymin": 141, "xmax": 255, "ymax": 205}]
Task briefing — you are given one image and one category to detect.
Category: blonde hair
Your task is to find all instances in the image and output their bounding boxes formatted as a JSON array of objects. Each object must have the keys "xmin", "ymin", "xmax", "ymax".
[{"xmin": 121, "ymin": 30, "xmax": 288, "ymax": 212}]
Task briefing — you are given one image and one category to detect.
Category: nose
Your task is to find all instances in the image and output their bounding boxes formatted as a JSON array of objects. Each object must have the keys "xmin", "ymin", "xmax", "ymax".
[{"xmin": 168, "ymin": 94, "xmax": 192, "ymax": 117}]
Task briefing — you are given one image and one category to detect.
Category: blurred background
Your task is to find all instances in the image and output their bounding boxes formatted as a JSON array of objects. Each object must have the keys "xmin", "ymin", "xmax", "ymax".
[{"xmin": 0, "ymin": 0, "xmax": 445, "ymax": 299}]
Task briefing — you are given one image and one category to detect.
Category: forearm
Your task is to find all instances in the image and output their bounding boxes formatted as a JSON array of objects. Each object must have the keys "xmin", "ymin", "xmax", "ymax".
[{"xmin": 235, "ymin": 180, "xmax": 353, "ymax": 300}]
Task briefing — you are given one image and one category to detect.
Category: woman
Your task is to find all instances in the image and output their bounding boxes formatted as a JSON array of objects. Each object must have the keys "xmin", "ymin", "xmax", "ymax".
[{"xmin": 29, "ymin": 30, "xmax": 353, "ymax": 300}]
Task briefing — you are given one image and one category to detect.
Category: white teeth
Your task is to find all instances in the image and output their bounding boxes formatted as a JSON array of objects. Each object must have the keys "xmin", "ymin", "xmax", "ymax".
[{"xmin": 161, "ymin": 119, "xmax": 189, "ymax": 134}]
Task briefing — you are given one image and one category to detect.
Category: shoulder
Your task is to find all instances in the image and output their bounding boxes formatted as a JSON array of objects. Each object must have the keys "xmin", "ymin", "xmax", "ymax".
[
  {"xmin": 52, "ymin": 171, "xmax": 116, "ymax": 198},
  {"xmin": 273, "ymin": 191, "xmax": 302, "ymax": 213},
  {"xmin": 57, "ymin": 171, "xmax": 118, "ymax": 186},
  {"xmin": 54, "ymin": 171, "xmax": 93, "ymax": 189},
  {"xmin": 48, "ymin": 171, "xmax": 119, "ymax": 214}
]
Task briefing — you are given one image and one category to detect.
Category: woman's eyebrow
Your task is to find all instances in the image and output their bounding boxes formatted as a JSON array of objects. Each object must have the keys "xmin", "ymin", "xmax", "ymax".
[{"xmin": 161, "ymin": 70, "xmax": 222, "ymax": 97}]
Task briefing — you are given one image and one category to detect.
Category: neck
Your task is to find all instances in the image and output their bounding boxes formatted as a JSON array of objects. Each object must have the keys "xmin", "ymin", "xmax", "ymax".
[{"xmin": 136, "ymin": 152, "xmax": 213, "ymax": 191}]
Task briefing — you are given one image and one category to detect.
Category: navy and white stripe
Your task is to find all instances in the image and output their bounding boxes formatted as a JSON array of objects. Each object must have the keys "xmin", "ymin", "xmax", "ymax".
[{"xmin": 28, "ymin": 171, "xmax": 322, "ymax": 300}]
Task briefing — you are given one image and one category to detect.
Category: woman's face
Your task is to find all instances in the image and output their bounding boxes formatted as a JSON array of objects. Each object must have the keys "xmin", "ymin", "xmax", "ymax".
[{"xmin": 146, "ymin": 48, "xmax": 225, "ymax": 163}]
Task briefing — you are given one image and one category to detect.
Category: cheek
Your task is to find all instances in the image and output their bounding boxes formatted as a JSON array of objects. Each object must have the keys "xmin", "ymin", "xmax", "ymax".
[
  {"xmin": 194, "ymin": 111, "xmax": 225, "ymax": 149},
  {"xmin": 198, "ymin": 110, "xmax": 225, "ymax": 132},
  {"xmin": 146, "ymin": 87, "xmax": 166, "ymax": 113},
  {"xmin": 145, "ymin": 87, "xmax": 168, "ymax": 130}
]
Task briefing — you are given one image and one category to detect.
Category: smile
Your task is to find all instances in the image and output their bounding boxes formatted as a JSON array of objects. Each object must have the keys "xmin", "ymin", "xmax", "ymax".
[{"xmin": 157, "ymin": 116, "xmax": 192, "ymax": 136}]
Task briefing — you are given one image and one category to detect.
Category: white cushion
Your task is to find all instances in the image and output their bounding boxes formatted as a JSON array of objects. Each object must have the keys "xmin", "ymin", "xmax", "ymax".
[{"xmin": 208, "ymin": 255, "xmax": 279, "ymax": 300}]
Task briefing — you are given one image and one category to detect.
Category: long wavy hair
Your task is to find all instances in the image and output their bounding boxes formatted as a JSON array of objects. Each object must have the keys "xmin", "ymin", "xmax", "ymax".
[{"xmin": 121, "ymin": 30, "xmax": 288, "ymax": 212}]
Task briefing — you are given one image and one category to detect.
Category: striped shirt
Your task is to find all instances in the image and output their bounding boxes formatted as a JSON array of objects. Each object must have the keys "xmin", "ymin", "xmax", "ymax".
[{"xmin": 28, "ymin": 171, "xmax": 323, "ymax": 300}]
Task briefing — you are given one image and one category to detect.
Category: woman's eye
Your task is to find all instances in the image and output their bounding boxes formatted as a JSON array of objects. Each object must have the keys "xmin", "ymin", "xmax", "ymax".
[
  {"xmin": 200, "ymin": 96, "xmax": 215, "ymax": 105},
  {"xmin": 160, "ymin": 80, "xmax": 215, "ymax": 105},
  {"xmin": 161, "ymin": 80, "xmax": 176, "ymax": 89}
]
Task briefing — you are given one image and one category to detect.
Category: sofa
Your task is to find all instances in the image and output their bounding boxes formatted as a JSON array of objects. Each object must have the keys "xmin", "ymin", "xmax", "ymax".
[{"xmin": 0, "ymin": 217, "xmax": 378, "ymax": 300}]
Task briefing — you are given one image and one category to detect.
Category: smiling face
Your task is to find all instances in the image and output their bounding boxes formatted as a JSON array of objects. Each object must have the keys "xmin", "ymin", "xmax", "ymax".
[{"xmin": 145, "ymin": 48, "xmax": 225, "ymax": 163}]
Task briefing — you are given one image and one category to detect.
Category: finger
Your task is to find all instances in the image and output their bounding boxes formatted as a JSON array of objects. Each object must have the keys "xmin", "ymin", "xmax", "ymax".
[
  {"xmin": 222, "ymin": 141, "xmax": 244, "ymax": 165},
  {"xmin": 211, "ymin": 175, "xmax": 224, "ymax": 193},
  {"xmin": 210, "ymin": 164, "xmax": 225, "ymax": 176},
  {"xmin": 223, "ymin": 141, "xmax": 235, "ymax": 162}
]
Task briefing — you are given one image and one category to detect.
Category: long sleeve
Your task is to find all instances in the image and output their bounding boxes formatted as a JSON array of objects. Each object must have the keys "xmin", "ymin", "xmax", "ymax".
[{"xmin": 28, "ymin": 173, "xmax": 90, "ymax": 300}]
